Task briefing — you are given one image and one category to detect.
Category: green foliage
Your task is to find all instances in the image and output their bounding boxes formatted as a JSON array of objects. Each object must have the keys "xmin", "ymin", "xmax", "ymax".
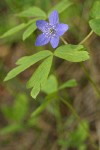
[
  {"xmin": 0, "ymin": 23, "xmax": 26, "ymax": 38},
  {"xmin": 59, "ymin": 79, "xmax": 77, "ymax": 90},
  {"xmin": 0, "ymin": 92, "xmax": 38, "ymax": 134},
  {"xmin": 1, "ymin": 93, "xmax": 29, "ymax": 123},
  {"xmin": 69, "ymin": 121, "xmax": 89, "ymax": 147},
  {"xmin": 1, "ymin": 106, "xmax": 14, "ymax": 121},
  {"xmin": 27, "ymin": 56, "xmax": 53, "ymax": 99},
  {"xmin": 3, "ymin": 0, "xmax": 93, "ymax": 100},
  {"xmin": 59, "ymin": 120, "xmax": 89, "ymax": 149},
  {"xmin": 0, "ymin": 93, "xmax": 29, "ymax": 134},
  {"xmin": 12, "ymin": 94, "xmax": 28, "ymax": 122},
  {"xmin": 4, "ymin": 50, "xmax": 52, "ymax": 81},
  {"xmin": 23, "ymin": 22, "xmax": 37, "ymax": 40},
  {"xmin": 48, "ymin": 0, "xmax": 73, "ymax": 15},
  {"xmin": 42, "ymin": 75, "xmax": 58, "ymax": 94},
  {"xmin": 90, "ymin": 0, "xmax": 100, "ymax": 19},
  {"xmin": 54, "ymin": 44, "xmax": 89, "ymax": 62},
  {"xmin": 42, "ymin": 75, "xmax": 77, "ymax": 93},
  {"xmin": 0, "ymin": 124, "xmax": 22, "ymax": 135},
  {"xmin": 0, "ymin": 0, "xmax": 99, "ymax": 148},
  {"xmin": 31, "ymin": 92, "xmax": 57, "ymax": 117},
  {"xmin": 89, "ymin": 19, "xmax": 100, "ymax": 36},
  {"xmin": 0, "ymin": 20, "xmax": 35, "ymax": 38},
  {"xmin": 89, "ymin": 0, "xmax": 100, "ymax": 36},
  {"xmin": 0, "ymin": 6, "xmax": 47, "ymax": 39},
  {"xmin": 17, "ymin": 6, "xmax": 47, "ymax": 19},
  {"xmin": 31, "ymin": 77, "xmax": 77, "ymax": 117}
]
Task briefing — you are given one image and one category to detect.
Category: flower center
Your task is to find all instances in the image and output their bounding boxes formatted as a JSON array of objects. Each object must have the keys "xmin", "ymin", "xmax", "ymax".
[
  {"xmin": 49, "ymin": 28, "xmax": 55, "ymax": 34},
  {"xmin": 44, "ymin": 24, "xmax": 56, "ymax": 37}
]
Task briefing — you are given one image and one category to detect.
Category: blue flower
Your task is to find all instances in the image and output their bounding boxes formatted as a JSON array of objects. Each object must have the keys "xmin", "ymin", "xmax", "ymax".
[{"xmin": 35, "ymin": 10, "xmax": 69, "ymax": 48}]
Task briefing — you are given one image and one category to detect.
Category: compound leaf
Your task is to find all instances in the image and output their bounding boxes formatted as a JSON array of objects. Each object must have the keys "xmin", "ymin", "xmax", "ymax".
[
  {"xmin": 4, "ymin": 50, "xmax": 52, "ymax": 81},
  {"xmin": 54, "ymin": 44, "xmax": 89, "ymax": 62},
  {"xmin": 27, "ymin": 56, "xmax": 53, "ymax": 99}
]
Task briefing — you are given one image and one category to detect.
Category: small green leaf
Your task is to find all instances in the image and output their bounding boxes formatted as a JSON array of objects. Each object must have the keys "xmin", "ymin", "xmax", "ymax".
[
  {"xmin": 23, "ymin": 23, "xmax": 37, "ymax": 40},
  {"xmin": 90, "ymin": 0, "xmax": 100, "ymax": 19},
  {"xmin": 54, "ymin": 44, "xmax": 89, "ymax": 62},
  {"xmin": 4, "ymin": 50, "xmax": 52, "ymax": 81},
  {"xmin": 13, "ymin": 94, "xmax": 28, "ymax": 122},
  {"xmin": 27, "ymin": 56, "xmax": 53, "ymax": 99},
  {"xmin": 0, "ymin": 124, "xmax": 22, "ymax": 135},
  {"xmin": 0, "ymin": 23, "xmax": 26, "ymax": 38},
  {"xmin": 1, "ymin": 94, "xmax": 29, "ymax": 123},
  {"xmin": 42, "ymin": 75, "xmax": 58, "ymax": 94},
  {"xmin": 31, "ymin": 85, "xmax": 40, "ymax": 99},
  {"xmin": 89, "ymin": 19, "xmax": 100, "ymax": 36},
  {"xmin": 1, "ymin": 106, "xmax": 13, "ymax": 121},
  {"xmin": 77, "ymin": 120, "xmax": 89, "ymax": 142},
  {"xmin": 48, "ymin": 0, "xmax": 73, "ymax": 15},
  {"xmin": 0, "ymin": 20, "xmax": 35, "ymax": 38},
  {"xmin": 59, "ymin": 79, "xmax": 77, "ymax": 90},
  {"xmin": 18, "ymin": 6, "xmax": 46, "ymax": 19},
  {"xmin": 65, "ymin": 120, "xmax": 89, "ymax": 147}
]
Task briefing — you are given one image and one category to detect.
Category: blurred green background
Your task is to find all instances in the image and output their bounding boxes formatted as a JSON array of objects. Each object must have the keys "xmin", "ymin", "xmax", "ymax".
[{"xmin": 0, "ymin": 0, "xmax": 100, "ymax": 150}]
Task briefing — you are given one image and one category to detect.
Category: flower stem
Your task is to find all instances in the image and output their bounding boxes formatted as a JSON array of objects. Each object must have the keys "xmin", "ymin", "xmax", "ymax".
[
  {"xmin": 79, "ymin": 30, "xmax": 93, "ymax": 45},
  {"xmin": 60, "ymin": 36, "xmax": 68, "ymax": 44}
]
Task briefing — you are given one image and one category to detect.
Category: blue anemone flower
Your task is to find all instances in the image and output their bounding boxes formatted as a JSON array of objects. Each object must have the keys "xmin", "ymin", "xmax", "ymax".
[{"xmin": 35, "ymin": 10, "xmax": 69, "ymax": 48}]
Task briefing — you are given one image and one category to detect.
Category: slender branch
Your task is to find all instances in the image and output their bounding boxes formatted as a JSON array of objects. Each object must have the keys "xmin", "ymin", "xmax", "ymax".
[{"xmin": 79, "ymin": 30, "xmax": 93, "ymax": 45}]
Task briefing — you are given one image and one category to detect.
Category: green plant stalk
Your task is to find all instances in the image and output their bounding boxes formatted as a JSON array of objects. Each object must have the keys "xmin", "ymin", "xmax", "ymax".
[
  {"xmin": 79, "ymin": 30, "xmax": 93, "ymax": 45},
  {"xmin": 60, "ymin": 36, "xmax": 68, "ymax": 44},
  {"xmin": 60, "ymin": 96, "xmax": 99, "ymax": 150},
  {"xmin": 79, "ymin": 30, "xmax": 100, "ymax": 98},
  {"xmin": 80, "ymin": 63, "xmax": 100, "ymax": 99}
]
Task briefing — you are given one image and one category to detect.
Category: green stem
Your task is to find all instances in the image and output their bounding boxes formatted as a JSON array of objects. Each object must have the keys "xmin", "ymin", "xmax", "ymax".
[
  {"xmin": 79, "ymin": 30, "xmax": 93, "ymax": 45},
  {"xmin": 61, "ymin": 30, "xmax": 93, "ymax": 45},
  {"xmin": 60, "ymin": 96, "xmax": 99, "ymax": 150},
  {"xmin": 79, "ymin": 30, "xmax": 100, "ymax": 98},
  {"xmin": 60, "ymin": 36, "xmax": 68, "ymax": 44},
  {"xmin": 80, "ymin": 63, "xmax": 100, "ymax": 99}
]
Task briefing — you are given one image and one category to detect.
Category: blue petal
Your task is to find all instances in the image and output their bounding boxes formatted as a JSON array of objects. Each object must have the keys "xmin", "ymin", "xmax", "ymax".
[
  {"xmin": 56, "ymin": 24, "xmax": 69, "ymax": 36},
  {"xmin": 50, "ymin": 36, "xmax": 59, "ymax": 48},
  {"xmin": 49, "ymin": 10, "xmax": 59, "ymax": 25},
  {"xmin": 36, "ymin": 20, "xmax": 48, "ymax": 32},
  {"xmin": 35, "ymin": 33, "xmax": 50, "ymax": 46}
]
